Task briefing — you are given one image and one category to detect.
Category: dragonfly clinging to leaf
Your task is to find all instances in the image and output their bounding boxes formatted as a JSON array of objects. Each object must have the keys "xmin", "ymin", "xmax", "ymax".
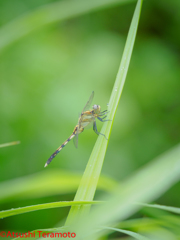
[{"xmin": 45, "ymin": 91, "xmax": 109, "ymax": 167}]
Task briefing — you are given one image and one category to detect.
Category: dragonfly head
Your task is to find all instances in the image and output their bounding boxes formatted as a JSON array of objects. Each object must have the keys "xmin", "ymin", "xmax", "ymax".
[{"xmin": 93, "ymin": 104, "xmax": 101, "ymax": 114}]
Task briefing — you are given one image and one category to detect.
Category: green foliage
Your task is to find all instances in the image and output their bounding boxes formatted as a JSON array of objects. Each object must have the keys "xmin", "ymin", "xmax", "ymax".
[
  {"xmin": 0, "ymin": 170, "xmax": 117, "ymax": 203},
  {"xmin": 0, "ymin": 200, "xmax": 102, "ymax": 219},
  {"xmin": 65, "ymin": 0, "xmax": 142, "ymax": 227},
  {"xmin": 0, "ymin": 0, "xmax": 180, "ymax": 239}
]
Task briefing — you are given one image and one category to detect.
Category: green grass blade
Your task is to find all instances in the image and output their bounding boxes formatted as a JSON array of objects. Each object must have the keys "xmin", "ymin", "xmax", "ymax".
[
  {"xmin": 0, "ymin": 141, "xmax": 20, "ymax": 148},
  {"xmin": 0, "ymin": 0, "xmax": 134, "ymax": 52},
  {"xmin": 0, "ymin": 200, "xmax": 102, "ymax": 219},
  {"xmin": 94, "ymin": 144, "xmax": 180, "ymax": 226},
  {"xmin": 70, "ymin": 143, "xmax": 180, "ymax": 239},
  {"xmin": 103, "ymin": 226, "xmax": 149, "ymax": 240},
  {"xmin": 66, "ymin": 0, "xmax": 143, "ymax": 225},
  {"xmin": 0, "ymin": 170, "xmax": 117, "ymax": 203},
  {"xmin": 139, "ymin": 203, "xmax": 180, "ymax": 215},
  {"xmin": 118, "ymin": 218, "xmax": 163, "ymax": 230},
  {"xmin": 9, "ymin": 141, "xmax": 180, "ymax": 239}
]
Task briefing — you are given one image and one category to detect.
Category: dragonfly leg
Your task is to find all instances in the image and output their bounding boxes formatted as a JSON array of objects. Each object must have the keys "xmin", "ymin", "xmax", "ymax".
[
  {"xmin": 101, "ymin": 115, "xmax": 107, "ymax": 119},
  {"xmin": 93, "ymin": 121, "xmax": 108, "ymax": 140},
  {"xmin": 97, "ymin": 116, "xmax": 111, "ymax": 122},
  {"xmin": 99, "ymin": 111, "xmax": 109, "ymax": 117},
  {"xmin": 100, "ymin": 110, "xmax": 108, "ymax": 114}
]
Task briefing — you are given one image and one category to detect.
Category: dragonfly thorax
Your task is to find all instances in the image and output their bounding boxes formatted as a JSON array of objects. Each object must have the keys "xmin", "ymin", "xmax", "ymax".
[{"xmin": 93, "ymin": 104, "xmax": 101, "ymax": 114}]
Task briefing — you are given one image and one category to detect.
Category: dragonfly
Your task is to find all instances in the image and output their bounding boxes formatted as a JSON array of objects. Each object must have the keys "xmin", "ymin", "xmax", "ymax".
[{"xmin": 45, "ymin": 91, "xmax": 109, "ymax": 167}]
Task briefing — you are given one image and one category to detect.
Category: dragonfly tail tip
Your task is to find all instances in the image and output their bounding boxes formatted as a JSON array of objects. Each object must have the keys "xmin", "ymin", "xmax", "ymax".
[{"xmin": 44, "ymin": 163, "xmax": 48, "ymax": 168}]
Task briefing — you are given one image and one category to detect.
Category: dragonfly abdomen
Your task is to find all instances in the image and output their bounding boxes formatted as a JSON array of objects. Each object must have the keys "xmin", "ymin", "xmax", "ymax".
[{"xmin": 44, "ymin": 132, "xmax": 75, "ymax": 167}]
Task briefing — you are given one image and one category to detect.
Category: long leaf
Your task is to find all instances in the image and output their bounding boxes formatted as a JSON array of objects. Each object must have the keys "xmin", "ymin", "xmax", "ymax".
[
  {"xmin": 103, "ymin": 226, "xmax": 149, "ymax": 240},
  {"xmin": 16, "ymin": 142, "xmax": 180, "ymax": 240},
  {"xmin": 70, "ymin": 143, "xmax": 180, "ymax": 240},
  {"xmin": 0, "ymin": 170, "xmax": 117, "ymax": 203},
  {"xmin": 0, "ymin": 0, "xmax": 134, "ymax": 52},
  {"xmin": 0, "ymin": 141, "xmax": 20, "ymax": 148},
  {"xmin": 0, "ymin": 200, "xmax": 102, "ymax": 219},
  {"xmin": 66, "ymin": 0, "xmax": 143, "ymax": 225},
  {"xmin": 139, "ymin": 203, "xmax": 180, "ymax": 215}
]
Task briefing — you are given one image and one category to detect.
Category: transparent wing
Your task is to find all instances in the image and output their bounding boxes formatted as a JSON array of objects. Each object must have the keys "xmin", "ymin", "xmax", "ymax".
[
  {"xmin": 73, "ymin": 125, "xmax": 79, "ymax": 148},
  {"xmin": 74, "ymin": 92, "xmax": 94, "ymax": 148},
  {"xmin": 82, "ymin": 91, "xmax": 94, "ymax": 113},
  {"xmin": 84, "ymin": 120, "xmax": 94, "ymax": 129},
  {"xmin": 73, "ymin": 113, "xmax": 81, "ymax": 148}
]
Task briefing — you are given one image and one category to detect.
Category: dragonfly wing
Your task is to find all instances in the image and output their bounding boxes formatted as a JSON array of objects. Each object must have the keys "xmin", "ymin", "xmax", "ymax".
[
  {"xmin": 84, "ymin": 120, "xmax": 94, "ymax": 129},
  {"xmin": 73, "ymin": 126, "xmax": 79, "ymax": 148},
  {"xmin": 74, "ymin": 92, "xmax": 94, "ymax": 148},
  {"xmin": 73, "ymin": 115, "xmax": 80, "ymax": 148},
  {"xmin": 82, "ymin": 91, "xmax": 94, "ymax": 113}
]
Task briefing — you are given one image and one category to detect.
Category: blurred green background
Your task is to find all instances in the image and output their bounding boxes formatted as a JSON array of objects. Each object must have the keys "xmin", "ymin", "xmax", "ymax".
[{"xmin": 0, "ymin": 0, "xmax": 180, "ymax": 234}]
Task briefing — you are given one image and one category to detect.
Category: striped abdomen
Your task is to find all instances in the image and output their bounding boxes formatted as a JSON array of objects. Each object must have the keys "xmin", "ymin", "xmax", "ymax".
[{"xmin": 44, "ymin": 127, "xmax": 77, "ymax": 167}]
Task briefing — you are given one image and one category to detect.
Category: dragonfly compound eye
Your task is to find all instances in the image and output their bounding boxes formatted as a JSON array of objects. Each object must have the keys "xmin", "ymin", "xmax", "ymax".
[{"xmin": 93, "ymin": 104, "xmax": 101, "ymax": 113}]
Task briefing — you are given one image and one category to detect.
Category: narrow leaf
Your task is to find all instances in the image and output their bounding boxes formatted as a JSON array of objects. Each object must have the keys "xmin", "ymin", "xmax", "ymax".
[
  {"xmin": 0, "ymin": 141, "xmax": 20, "ymax": 148},
  {"xmin": 66, "ymin": 0, "xmax": 143, "ymax": 225},
  {"xmin": 71, "ymin": 143, "xmax": 180, "ymax": 239},
  {"xmin": 103, "ymin": 226, "xmax": 150, "ymax": 240},
  {"xmin": 0, "ymin": 170, "xmax": 117, "ymax": 203},
  {"xmin": 0, "ymin": 0, "xmax": 134, "ymax": 52},
  {"xmin": 139, "ymin": 203, "xmax": 180, "ymax": 215},
  {"xmin": 0, "ymin": 201, "xmax": 102, "ymax": 219}
]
